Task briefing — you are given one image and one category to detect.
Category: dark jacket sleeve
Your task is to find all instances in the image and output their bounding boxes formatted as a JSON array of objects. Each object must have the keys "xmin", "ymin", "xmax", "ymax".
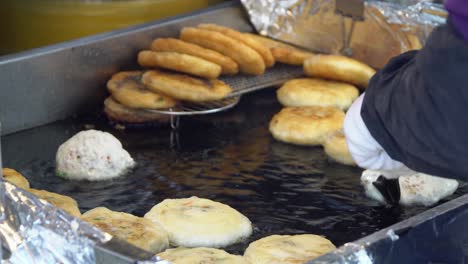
[{"xmin": 361, "ymin": 20, "xmax": 468, "ymax": 181}]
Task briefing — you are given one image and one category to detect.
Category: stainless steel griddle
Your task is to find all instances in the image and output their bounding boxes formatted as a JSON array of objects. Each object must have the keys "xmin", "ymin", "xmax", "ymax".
[{"xmin": 1, "ymin": 1, "xmax": 468, "ymax": 263}]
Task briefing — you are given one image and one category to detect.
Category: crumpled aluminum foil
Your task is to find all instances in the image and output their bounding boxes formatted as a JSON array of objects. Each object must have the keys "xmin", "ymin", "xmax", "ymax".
[
  {"xmin": 0, "ymin": 180, "xmax": 110, "ymax": 263},
  {"xmin": 0, "ymin": 180, "xmax": 170, "ymax": 263},
  {"xmin": 240, "ymin": 0, "xmax": 446, "ymax": 68},
  {"xmin": 312, "ymin": 242, "xmax": 375, "ymax": 264}
]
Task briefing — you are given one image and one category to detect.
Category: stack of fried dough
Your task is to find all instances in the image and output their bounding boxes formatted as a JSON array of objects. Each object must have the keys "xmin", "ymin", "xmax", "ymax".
[
  {"xmin": 269, "ymin": 54, "xmax": 377, "ymax": 166},
  {"xmin": 104, "ymin": 23, "xmax": 315, "ymax": 125}
]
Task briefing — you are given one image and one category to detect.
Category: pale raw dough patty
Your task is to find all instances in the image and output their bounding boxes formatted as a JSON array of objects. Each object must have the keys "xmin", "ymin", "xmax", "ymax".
[
  {"xmin": 269, "ymin": 106, "xmax": 345, "ymax": 146},
  {"xmin": 277, "ymin": 78, "xmax": 359, "ymax": 110},
  {"xmin": 157, "ymin": 247, "xmax": 248, "ymax": 264},
  {"xmin": 244, "ymin": 234, "xmax": 336, "ymax": 264},
  {"xmin": 81, "ymin": 207, "xmax": 169, "ymax": 254},
  {"xmin": 144, "ymin": 196, "xmax": 252, "ymax": 248},
  {"xmin": 322, "ymin": 129, "xmax": 356, "ymax": 166}
]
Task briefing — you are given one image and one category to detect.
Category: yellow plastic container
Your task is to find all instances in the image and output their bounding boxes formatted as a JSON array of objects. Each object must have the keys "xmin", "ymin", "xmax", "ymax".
[{"xmin": 0, "ymin": 0, "xmax": 222, "ymax": 56}]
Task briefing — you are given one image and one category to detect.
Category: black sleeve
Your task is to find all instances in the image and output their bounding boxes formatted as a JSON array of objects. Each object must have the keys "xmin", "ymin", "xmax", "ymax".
[{"xmin": 361, "ymin": 20, "xmax": 468, "ymax": 181}]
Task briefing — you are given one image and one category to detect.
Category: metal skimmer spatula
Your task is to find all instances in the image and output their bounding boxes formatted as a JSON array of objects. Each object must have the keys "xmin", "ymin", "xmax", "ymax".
[
  {"xmin": 335, "ymin": 0, "xmax": 365, "ymax": 56},
  {"xmin": 145, "ymin": 64, "xmax": 305, "ymax": 117}
]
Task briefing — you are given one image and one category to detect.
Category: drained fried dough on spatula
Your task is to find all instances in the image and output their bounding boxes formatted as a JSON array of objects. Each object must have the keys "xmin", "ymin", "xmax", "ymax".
[
  {"xmin": 138, "ymin": 50, "xmax": 222, "ymax": 79},
  {"xmin": 180, "ymin": 27, "xmax": 265, "ymax": 75},
  {"xmin": 151, "ymin": 38, "xmax": 239, "ymax": 75},
  {"xmin": 142, "ymin": 69, "xmax": 232, "ymax": 102}
]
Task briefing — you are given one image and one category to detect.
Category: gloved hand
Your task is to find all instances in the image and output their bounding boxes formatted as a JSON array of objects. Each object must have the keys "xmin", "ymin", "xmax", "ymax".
[
  {"xmin": 343, "ymin": 93, "xmax": 406, "ymax": 172},
  {"xmin": 361, "ymin": 169, "xmax": 459, "ymax": 206}
]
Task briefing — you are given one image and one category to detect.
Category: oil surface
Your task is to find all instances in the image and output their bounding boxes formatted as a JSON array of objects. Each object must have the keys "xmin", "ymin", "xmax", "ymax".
[{"xmin": 2, "ymin": 89, "xmax": 466, "ymax": 254}]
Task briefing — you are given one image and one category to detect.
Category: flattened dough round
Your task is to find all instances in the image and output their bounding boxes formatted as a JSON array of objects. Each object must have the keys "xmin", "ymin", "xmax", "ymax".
[
  {"xmin": 304, "ymin": 55, "xmax": 375, "ymax": 88},
  {"xmin": 269, "ymin": 106, "xmax": 345, "ymax": 146},
  {"xmin": 138, "ymin": 50, "xmax": 222, "ymax": 79},
  {"xmin": 103, "ymin": 97, "xmax": 170, "ymax": 124},
  {"xmin": 197, "ymin": 24, "xmax": 275, "ymax": 67},
  {"xmin": 144, "ymin": 196, "xmax": 252, "ymax": 248},
  {"xmin": 142, "ymin": 69, "xmax": 232, "ymax": 102},
  {"xmin": 244, "ymin": 234, "xmax": 336, "ymax": 264},
  {"xmin": 151, "ymin": 38, "xmax": 239, "ymax": 75},
  {"xmin": 107, "ymin": 71, "xmax": 177, "ymax": 109},
  {"xmin": 245, "ymin": 33, "xmax": 315, "ymax": 65},
  {"xmin": 180, "ymin": 27, "xmax": 265, "ymax": 75},
  {"xmin": 322, "ymin": 129, "xmax": 356, "ymax": 166},
  {"xmin": 29, "ymin": 189, "xmax": 81, "ymax": 217},
  {"xmin": 157, "ymin": 247, "xmax": 248, "ymax": 264},
  {"xmin": 277, "ymin": 78, "xmax": 359, "ymax": 110},
  {"xmin": 2, "ymin": 168, "xmax": 30, "ymax": 189},
  {"xmin": 81, "ymin": 207, "xmax": 169, "ymax": 254}
]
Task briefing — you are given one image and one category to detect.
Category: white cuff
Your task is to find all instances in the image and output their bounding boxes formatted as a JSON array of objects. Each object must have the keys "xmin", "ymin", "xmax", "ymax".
[{"xmin": 344, "ymin": 93, "xmax": 406, "ymax": 171}]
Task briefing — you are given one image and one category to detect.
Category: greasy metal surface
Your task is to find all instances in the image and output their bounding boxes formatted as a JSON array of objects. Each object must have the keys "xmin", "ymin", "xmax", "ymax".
[
  {"xmin": 3, "ymin": 90, "xmax": 467, "ymax": 257},
  {"xmin": 0, "ymin": 1, "xmax": 250, "ymax": 136},
  {"xmin": 311, "ymin": 191, "xmax": 468, "ymax": 263}
]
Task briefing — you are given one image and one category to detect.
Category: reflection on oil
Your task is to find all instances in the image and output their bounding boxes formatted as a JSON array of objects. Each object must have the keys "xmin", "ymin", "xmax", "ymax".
[{"xmin": 2, "ymin": 90, "xmax": 466, "ymax": 254}]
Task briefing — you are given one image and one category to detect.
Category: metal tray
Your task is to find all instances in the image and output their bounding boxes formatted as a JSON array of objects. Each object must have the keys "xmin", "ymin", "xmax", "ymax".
[{"xmin": 1, "ymin": 1, "xmax": 468, "ymax": 263}]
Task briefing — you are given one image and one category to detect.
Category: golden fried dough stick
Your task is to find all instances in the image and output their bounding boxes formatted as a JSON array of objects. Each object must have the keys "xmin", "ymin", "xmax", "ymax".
[
  {"xmin": 142, "ymin": 70, "xmax": 232, "ymax": 102},
  {"xmin": 180, "ymin": 27, "xmax": 265, "ymax": 75},
  {"xmin": 304, "ymin": 55, "xmax": 376, "ymax": 88},
  {"xmin": 197, "ymin": 24, "xmax": 275, "ymax": 67},
  {"xmin": 151, "ymin": 38, "xmax": 239, "ymax": 75},
  {"xmin": 138, "ymin": 50, "xmax": 222, "ymax": 79},
  {"xmin": 245, "ymin": 33, "xmax": 315, "ymax": 65},
  {"xmin": 107, "ymin": 71, "xmax": 177, "ymax": 109}
]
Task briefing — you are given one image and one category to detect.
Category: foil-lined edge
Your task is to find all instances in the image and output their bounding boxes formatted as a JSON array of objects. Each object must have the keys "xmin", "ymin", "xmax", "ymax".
[
  {"xmin": 0, "ymin": 180, "xmax": 171, "ymax": 263},
  {"xmin": 0, "ymin": 180, "xmax": 109, "ymax": 263},
  {"xmin": 310, "ymin": 242, "xmax": 374, "ymax": 264},
  {"xmin": 240, "ymin": 0, "xmax": 446, "ymax": 55},
  {"xmin": 241, "ymin": 0, "xmax": 446, "ymax": 36}
]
